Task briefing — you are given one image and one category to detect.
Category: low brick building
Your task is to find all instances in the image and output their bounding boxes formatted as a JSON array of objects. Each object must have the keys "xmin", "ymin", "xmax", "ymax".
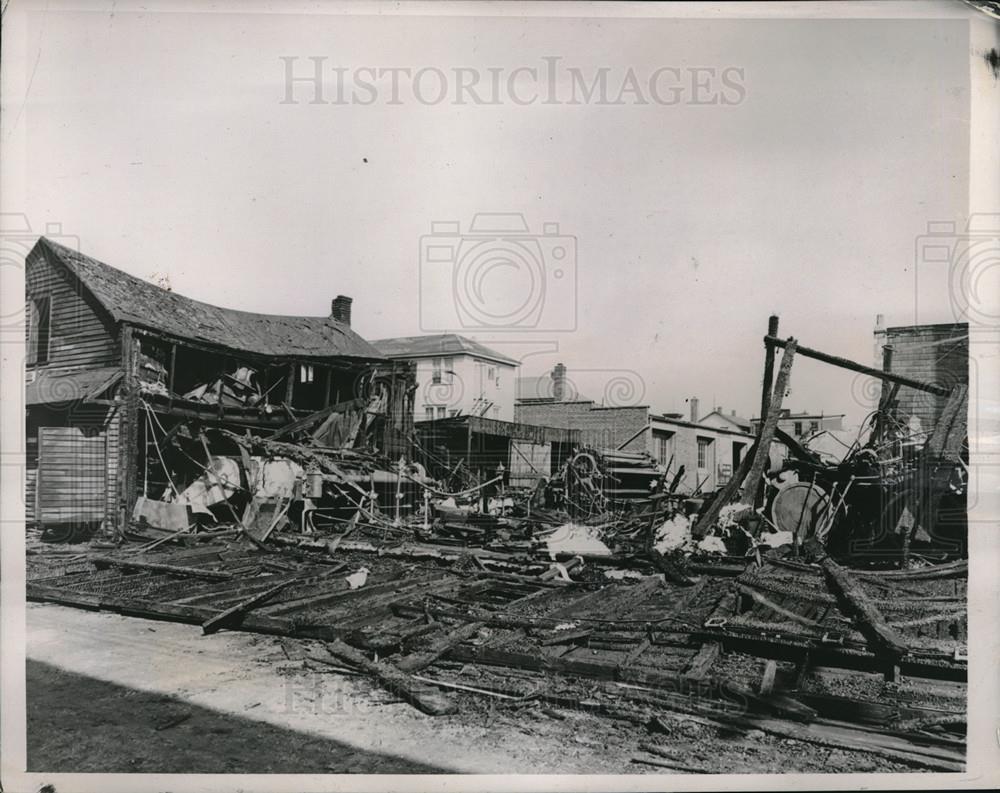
[
  {"xmin": 514, "ymin": 399, "xmax": 650, "ymax": 453},
  {"xmin": 873, "ymin": 320, "xmax": 969, "ymax": 436},
  {"xmin": 514, "ymin": 381, "xmax": 754, "ymax": 495}
]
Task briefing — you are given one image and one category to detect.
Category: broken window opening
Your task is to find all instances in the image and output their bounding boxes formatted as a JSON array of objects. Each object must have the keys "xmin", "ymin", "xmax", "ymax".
[{"xmin": 28, "ymin": 295, "xmax": 51, "ymax": 365}]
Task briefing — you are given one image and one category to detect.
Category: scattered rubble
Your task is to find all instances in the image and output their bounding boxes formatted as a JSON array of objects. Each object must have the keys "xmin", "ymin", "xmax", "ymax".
[{"xmin": 25, "ymin": 314, "xmax": 970, "ymax": 772}]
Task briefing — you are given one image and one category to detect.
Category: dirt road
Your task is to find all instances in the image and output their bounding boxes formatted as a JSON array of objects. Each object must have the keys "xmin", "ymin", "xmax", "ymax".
[{"xmin": 25, "ymin": 602, "xmax": 909, "ymax": 775}]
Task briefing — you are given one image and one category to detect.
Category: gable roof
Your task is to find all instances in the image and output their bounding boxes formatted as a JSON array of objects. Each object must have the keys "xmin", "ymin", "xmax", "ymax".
[
  {"xmin": 700, "ymin": 410, "xmax": 753, "ymax": 431},
  {"xmin": 371, "ymin": 334, "xmax": 518, "ymax": 366},
  {"xmin": 36, "ymin": 238, "xmax": 383, "ymax": 361}
]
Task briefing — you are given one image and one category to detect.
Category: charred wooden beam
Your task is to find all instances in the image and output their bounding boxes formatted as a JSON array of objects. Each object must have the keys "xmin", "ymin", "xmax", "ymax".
[
  {"xmin": 764, "ymin": 335, "xmax": 950, "ymax": 396},
  {"xmin": 90, "ymin": 556, "xmax": 234, "ymax": 580},
  {"xmin": 322, "ymin": 638, "xmax": 457, "ymax": 715},
  {"xmin": 743, "ymin": 339, "xmax": 797, "ymax": 508},
  {"xmin": 201, "ymin": 579, "xmax": 294, "ymax": 634},
  {"xmin": 820, "ymin": 556, "xmax": 909, "ymax": 659}
]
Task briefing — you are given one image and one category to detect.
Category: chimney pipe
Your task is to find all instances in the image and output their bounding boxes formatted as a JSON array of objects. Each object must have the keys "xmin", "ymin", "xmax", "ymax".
[
  {"xmin": 331, "ymin": 295, "xmax": 353, "ymax": 326},
  {"xmin": 689, "ymin": 397, "xmax": 699, "ymax": 423},
  {"xmin": 551, "ymin": 363, "xmax": 566, "ymax": 401}
]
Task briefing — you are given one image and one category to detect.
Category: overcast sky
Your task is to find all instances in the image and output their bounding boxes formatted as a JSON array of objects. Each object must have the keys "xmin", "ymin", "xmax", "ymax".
[{"xmin": 4, "ymin": 2, "xmax": 974, "ymax": 429}]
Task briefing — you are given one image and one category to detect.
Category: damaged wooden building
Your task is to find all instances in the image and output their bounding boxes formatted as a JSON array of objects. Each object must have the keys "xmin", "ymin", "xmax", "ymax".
[{"xmin": 25, "ymin": 237, "xmax": 415, "ymax": 539}]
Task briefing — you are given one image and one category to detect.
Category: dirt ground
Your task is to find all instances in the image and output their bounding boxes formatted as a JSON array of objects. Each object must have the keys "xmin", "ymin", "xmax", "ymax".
[{"xmin": 25, "ymin": 602, "xmax": 914, "ymax": 775}]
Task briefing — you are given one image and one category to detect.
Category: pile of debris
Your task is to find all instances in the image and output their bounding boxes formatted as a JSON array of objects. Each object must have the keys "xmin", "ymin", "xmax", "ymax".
[
  {"xmin": 28, "ymin": 525, "xmax": 967, "ymax": 772},
  {"xmin": 26, "ymin": 315, "xmax": 969, "ymax": 771}
]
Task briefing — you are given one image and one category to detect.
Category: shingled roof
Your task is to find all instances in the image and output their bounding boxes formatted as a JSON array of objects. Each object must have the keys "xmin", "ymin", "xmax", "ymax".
[
  {"xmin": 371, "ymin": 334, "xmax": 519, "ymax": 366},
  {"xmin": 36, "ymin": 238, "xmax": 384, "ymax": 361}
]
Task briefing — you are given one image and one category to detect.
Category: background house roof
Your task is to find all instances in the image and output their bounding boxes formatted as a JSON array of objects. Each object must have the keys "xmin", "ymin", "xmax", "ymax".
[
  {"xmin": 371, "ymin": 334, "xmax": 519, "ymax": 366},
  {"xmin": 37, "ymin": 238, "xmax": 384, "ymax": 360},
  {"xmin": 700, "ymin": 409, "xmax": 753, "ymax": 431}
]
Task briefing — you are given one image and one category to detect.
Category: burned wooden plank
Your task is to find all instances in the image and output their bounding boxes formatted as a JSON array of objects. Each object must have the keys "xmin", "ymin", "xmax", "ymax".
[
  {"xmin": 712, "ymin": 713, "xmax": 964, "ymax": 772},
  {"xmin": 89, "ymin": 556, "xmax": 233, "ymax": 580},
  {"xmin": 742, "ymin": 338, "xmax": 797, "ymax": 509},
  {"xmin": 540, "ymin": 628, "xmax": 593, "ymax": 647},
  {"xmin": 202, "ymin": 579, "xmax": 294, "ymax": 634},
  {"xmin": 763, "ymin": 335, "xmax": 952, "ymax": 396},
  {"xmin": 321, "ymin": 638, "xmax": 457, "ymax": 716},
  {"xmin": 684, "ymin": 642, "xmax": 721, "ymax": 681},
  {"xmin": 820, "ymin": 556, "xmax": 909, "ymax": 659},
  {"xmin": 396, "ymin": 621, "xmax": 487, "ymax": 672},
  {"xmin": 759, "ymin": 659, "xmax": 778, "ymax": 696}
]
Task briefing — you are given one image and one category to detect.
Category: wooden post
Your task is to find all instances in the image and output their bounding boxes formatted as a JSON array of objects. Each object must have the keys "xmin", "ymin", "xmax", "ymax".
[
  {"xmin": 118, "ymin": 325, "xmax": 140, "ymax": 538},
  {"xmin": 466, "ymin": 421, "xmax": 473, "ymax": 467},
  {"xmin": 755, "ymin": 315, "xmax": 780, "ymax": 507},
  {"xmin": 167, "ymin": 342, "xmax": 177, "ymax": 410},
  {"xmin": 285, "ymin": 362, "xmax": 296, "ymax": 407},
  {"xmin": 760, "ymin": 315, "xmax": 780, "ymax": 425},
  {"xmin": 742, "ymin": 339, "xmax": 797, "ymax": 509},
  {"xmin": 217, "ymin": 360, "xmax": 226, "ymax": 419},
  {"xmin": 324, "ymin": 367, "xmax": 333, "ymax": 407}
]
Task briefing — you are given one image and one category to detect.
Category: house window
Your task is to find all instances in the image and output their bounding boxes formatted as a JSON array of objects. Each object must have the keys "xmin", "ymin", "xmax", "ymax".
[
  {"xmin": 697, "ymin": 437, "xmax": 712, "ymax": 470},
  {"xmin": 299, "ymin": 364, "xmax": 314, "ymax": 383},
  {"xmin": 424, "ymin": 407, "xmax": 435, "ymax": 421},
  {"xmin": 809, "ymin": 420, "xmax": 820, "ymax": 434},
  {"xmin": 655, "ymin": 434, "xmax": 673, "ymax": 465},
  {"xmin": 431, "ymin": 357, "xmax": 454, "ymax": 385},
  {"xmin": 793, "ymin": 421, "xmax": 803, "ymax": 437},
  {"xmin": 436, "ymin": 406, "xmax": 446, "ymax": 419},
  {"xmin": 28, "ymin": 295, "xmax": 51, "ymax": 365}
]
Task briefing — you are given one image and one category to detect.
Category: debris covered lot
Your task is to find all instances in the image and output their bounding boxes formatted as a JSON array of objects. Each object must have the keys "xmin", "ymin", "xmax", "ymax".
[
  {"xmin": 23, "ymin": 237, "xmax": 970, "ymax": 774},
  {"xmin": 27, "ymin": 504, "xmax": 967, "ymax": 773}
]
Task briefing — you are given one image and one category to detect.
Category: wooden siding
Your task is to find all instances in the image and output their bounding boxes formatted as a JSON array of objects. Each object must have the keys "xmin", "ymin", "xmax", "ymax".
[
  {"xmin": 25, "ymin": 244, "xmax": 120, "ymax": 370},
  {"xmin": 28, "ymin": 404, "xmax": 118, "ymax": 527},
  {"xmin": 37, "ymin": 426, "xmax": 107, "ymax": 524},
  {"xmin": 25, "ymin": 468, "xmax": 37, "ymax": 524}
]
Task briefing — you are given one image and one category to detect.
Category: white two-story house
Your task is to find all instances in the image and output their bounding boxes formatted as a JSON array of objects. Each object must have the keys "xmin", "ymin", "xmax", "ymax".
[{"xmin": 371, "ymin": 334, "xmax": 519, "ymax": 422}]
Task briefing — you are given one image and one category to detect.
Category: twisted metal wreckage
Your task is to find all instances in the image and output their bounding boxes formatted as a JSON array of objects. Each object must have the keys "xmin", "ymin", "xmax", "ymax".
[{"xmin": 29, "ymin": 308, "xmax": 969, "ymax": 772}]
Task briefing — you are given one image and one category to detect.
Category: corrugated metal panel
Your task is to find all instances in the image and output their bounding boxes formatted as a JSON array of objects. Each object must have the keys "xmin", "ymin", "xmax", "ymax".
[
  {"xmin": 37, "ymin": 426, "xmax": 107, "ymax": 524},
  {"xmin": 37, "ymin": 238, "xmax": 385, "ymax": 361}
]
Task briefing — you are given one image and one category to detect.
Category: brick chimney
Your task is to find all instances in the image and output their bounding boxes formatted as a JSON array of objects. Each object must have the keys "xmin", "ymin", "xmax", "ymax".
[
  {"xmin": 551, "ymin": 363, "xmax": 566, "ymax": 401},
  {"xmin": 689, "ymin": 397, "xmax": 699, "ymax": 423},
  {"xmin": 330, "ymin": 295, "xmax": 353, "ymax": 326}
]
